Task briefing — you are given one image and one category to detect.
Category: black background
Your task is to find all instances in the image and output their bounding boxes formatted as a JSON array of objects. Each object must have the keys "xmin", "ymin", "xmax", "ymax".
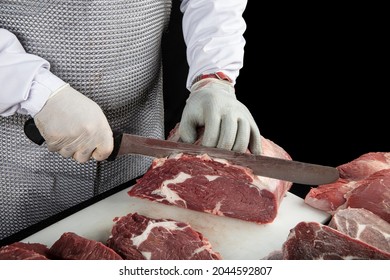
[{"xmin": 162, "ymin": 1, "xmax": 388, "ymax": 197}]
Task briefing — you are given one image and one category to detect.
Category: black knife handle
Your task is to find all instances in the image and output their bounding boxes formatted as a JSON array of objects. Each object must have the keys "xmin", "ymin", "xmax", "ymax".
[
  {"xmin": 107, "ymin": 131, "xmax": 123, "ymax": 162},
  {"xmin": 24, "ymin": 118, "xmax": 45, "ymax": 145},
  {"xmin": 24, "ymin": 118, "xmax": 122, "ymax": 161}
]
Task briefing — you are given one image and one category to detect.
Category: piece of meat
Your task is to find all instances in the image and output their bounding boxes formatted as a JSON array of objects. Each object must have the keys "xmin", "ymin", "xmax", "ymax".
[
  {"xmin": 303, "ymin": 178, "xmax": 353, "ymax": 212},
  {"xmin": 328, "ymin": 208, "xmax": 390, "ymax": 253},
  {"xmin": 106, "ymin": 212, "xmax": 222, "ymax": 260},
  {"xmin": 282, "ymin": 221, "xmax": 390, "ymax": 260},
  {"xmin": 6, "ymin": 242, "xmax": 50, "ymax": 257},
  {"xmin": 338, "ymin": 152, "xmax": 390, "ymax": 180},
  {"xmin": 306, "ymin": 168, "xmax": 390, "ymax": 223},
  {"xmin": 305, "ymin": 152, "xmax": 390, "ymax": 213},
  {"xmin": 0, "ymin": 242, "xmax": 50, "ymax": 260},
  {"xmin": 343, "ymin": 169, "xmax": 390, "ymax": 223},
  {"xmin": 129, "ymin": 125, "xmax": 292, "ymax": 224},
  {"xmin": 297, "ymin": 152, "xmax": 390, "ymax": 260},
  {"xmin": 49, "ymin": 232, "xmax": 123, "ymax": 260}
]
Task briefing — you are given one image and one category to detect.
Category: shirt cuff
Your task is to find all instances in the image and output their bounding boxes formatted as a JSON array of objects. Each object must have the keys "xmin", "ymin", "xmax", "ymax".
[{"xmin": 19, "ymin": 68, "xmax": 66, "ymax": 117}]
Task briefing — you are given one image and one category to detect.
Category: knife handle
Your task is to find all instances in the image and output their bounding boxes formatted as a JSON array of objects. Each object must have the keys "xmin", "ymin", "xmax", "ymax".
[
  {"xmin": 24, "ymin": 118, "xmax": 45, "ymax": 145},
  {"xmin": 24, "ymin": 118, "xmax": 122, "ymax": 162},
  {"xmin": 106, "ymin": 131, "xmax": 123, "ymax": 162}
]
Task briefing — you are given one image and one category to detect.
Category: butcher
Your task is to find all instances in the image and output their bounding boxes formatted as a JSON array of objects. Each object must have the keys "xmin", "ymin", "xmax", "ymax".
[{"xmin": 0, "ymin": 0, "xmax": 261, "ymax": 241}]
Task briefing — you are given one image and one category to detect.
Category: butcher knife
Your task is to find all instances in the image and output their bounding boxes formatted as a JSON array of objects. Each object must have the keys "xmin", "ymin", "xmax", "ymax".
[{"xmin": 24, "ymin": 118, "xmax": 339, "ymax": 185}]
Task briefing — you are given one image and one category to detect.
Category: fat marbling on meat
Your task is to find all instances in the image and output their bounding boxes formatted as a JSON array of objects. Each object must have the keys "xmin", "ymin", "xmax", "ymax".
[{"xmin": 328, "ymin": 208, "xmax": 390, "ymax": 253}]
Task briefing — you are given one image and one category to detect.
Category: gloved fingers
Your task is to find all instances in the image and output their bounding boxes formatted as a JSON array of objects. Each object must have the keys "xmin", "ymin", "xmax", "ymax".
[
  {"xmin": 54, "ymin": 137, "xmax": 86, "ymax": 160},
  {"xmin": 55, "ymin": 144, "xmax": 77, "ymax": 159},
  {"xmin": 178, "ymin": 116, "xmax": 199, "ymax": 144},
  {"xmin": 216, "ymin": 114, "xmax": 237, "ymax": 151},
  {"xmin": 73, "ymin": 148, "xmax": 95, "ymax": 163},
  {"xmin": 46, "ymin": 140, "xmax": 65, "ymax": 153},
  {"xmin": 91, "ymin": 132, "xmax": 114, "ymax": 161},
  {"xmin": 232, "ymin": 118, "xmax": 251, "ymax": 153},
  {"xmin": 56, "ymin": 131, "xmax": 113, "ymax": 163},
  {"xmin": 248, "ymin": 121, "xmax": 262, "ymax": 155},
  {"xmin": 45, "ymin": 135, "xmax": 77, "ymax": 155},
  {"xmin": 201, "ymin": 115, "xmax": 221, "ymax": 148}
]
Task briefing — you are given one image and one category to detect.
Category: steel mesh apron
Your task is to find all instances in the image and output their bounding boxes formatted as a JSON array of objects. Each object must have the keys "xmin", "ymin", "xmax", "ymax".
[{"xmin": 0, "ymin": 0, "xmax": 172, "ymax": 240}]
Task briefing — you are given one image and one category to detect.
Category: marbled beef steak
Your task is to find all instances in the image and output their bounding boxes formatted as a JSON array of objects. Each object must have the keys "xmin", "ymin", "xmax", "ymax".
[{"xmin": 106, "ymin": 212, "xmax": 221, "ymax": 260}]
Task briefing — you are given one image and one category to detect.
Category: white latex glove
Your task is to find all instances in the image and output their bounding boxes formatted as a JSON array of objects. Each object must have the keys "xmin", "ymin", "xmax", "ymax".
[
  {"xmin": 178, "ymin": 78, "xmax": 262, "ymax": 155},
  {"xmin": 34, "ymin": 84, "xmax": 113, "ymax": 163}
]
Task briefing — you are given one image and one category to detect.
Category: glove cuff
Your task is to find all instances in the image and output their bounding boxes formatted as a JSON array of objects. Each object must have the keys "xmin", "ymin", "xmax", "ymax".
[
  {"xmin": 191, "ymin": 71, "xmax": 232, "ymax": 87},
  {"xmin": 49, "ymin": 83, "xmax": 71, "ymax": 99}
]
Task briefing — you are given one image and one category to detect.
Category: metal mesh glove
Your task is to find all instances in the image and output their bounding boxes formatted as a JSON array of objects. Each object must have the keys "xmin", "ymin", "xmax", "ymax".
[
  {"xmin": 34, "ymin": 84, "xmax": 113, "ymax": 163},
  {"xmin": 178, "ymin": 78, "xmax": 262, "ymax": 155}
]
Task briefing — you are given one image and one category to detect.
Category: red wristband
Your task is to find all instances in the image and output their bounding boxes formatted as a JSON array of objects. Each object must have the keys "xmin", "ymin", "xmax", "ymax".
[{"xmin": 192, "ymin": 71, "xmax": 233, "ymax": 86}]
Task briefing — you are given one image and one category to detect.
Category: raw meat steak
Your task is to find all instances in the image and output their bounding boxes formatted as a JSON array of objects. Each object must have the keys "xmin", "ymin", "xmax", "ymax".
[
  {"xmin": 328, "ymin": 208, "xmax": 390, "ymax": 253},
  {"xmin": 49, "ymin": 232, "xmax": 123, "ymax": 260},
  {"xmin": 305, "ymin": 152, "xmax": 390, "ymax": 213},
  {"xmin": 106, "ymin": 212, "xmax": 222, "ymax": 260},
  {"xmin": 0, "ymin": 242, "xmax": 50, "ymax": 260},
  {"xmin": 282, "ymin": 221, "xmax": 390, "ymax": 260},
  {"xmin": 129, "ymin": 126, "xmax": 292, "ymax": 224}
]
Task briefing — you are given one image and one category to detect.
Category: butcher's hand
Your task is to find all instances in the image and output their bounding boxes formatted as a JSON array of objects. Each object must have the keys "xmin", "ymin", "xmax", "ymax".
[
  {"xmin": 179, "ymin": 78, "xmax": 262, "ymax": 155},
  {"xmin": 34, "ymin": 84, "xmax": 113, "ymax": 163}
]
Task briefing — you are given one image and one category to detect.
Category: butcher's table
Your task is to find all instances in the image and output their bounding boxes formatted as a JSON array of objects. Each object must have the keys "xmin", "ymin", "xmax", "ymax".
[{"xmin": 2, "ymin": 180, "xmax": 330, "ymax": 259}]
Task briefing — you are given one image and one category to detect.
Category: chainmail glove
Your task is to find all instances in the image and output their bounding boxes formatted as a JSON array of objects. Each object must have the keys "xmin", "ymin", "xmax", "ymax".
[
  {"xmin": 34, "ymin": 84, "xmax": 113, "ymax": 163},
  {"xmin": 178, "ymin": 78, "xmax": 262, "ymax": 155}
]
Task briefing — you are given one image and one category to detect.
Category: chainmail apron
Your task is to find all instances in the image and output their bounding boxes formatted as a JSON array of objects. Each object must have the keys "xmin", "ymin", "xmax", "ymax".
[{"xmin": 0, "ymin": 0, "xmax": 172, "ymax": 240}]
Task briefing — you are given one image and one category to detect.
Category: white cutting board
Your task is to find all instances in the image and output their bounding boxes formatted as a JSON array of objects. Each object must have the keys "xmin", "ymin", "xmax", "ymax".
[{"xmin": 22, "ymin": 186, "xmax": 330, "ymax": 260}]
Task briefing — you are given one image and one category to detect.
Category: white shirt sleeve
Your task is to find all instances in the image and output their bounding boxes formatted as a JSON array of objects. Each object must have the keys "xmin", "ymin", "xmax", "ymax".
[
  {"xmin": 180, "ymin": 0, "xmax": 247, "ymax": 89},
  {"xmin": 0, "ymin": 29, "xmax": 66, "ymax": 117}
]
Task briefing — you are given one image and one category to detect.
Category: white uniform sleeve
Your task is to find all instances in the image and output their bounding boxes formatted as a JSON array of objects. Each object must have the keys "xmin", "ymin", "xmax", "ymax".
[
  {"xmin": 180, "ymin": 0, "xmax": 247, "ymax": 89},
  {"xmin": 0, "ymin": 29, "xmax": 66, "ymax": 117}
]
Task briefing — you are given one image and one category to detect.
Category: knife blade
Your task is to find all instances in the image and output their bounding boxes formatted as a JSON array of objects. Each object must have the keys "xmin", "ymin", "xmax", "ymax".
[{"xmin": 24, "ymin": 118, "xmax": 339, "ymax": 185}]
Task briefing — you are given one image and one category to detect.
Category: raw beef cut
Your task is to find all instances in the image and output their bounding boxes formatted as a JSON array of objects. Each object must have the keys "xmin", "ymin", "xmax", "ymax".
[
  {"xmin": 337, "ymin": 152, "xmax": 390, "ymax": 180},
  {"xmin": 282, "ymin": 221, "xmax": 390, "ymax": 260},
  {"xmin": 106, "ymin": 212, "xmax": 222, "ymax": 260},
  {"xmin": 129, "ymin": 126, "xmax": 292, "ymax": 224},
  {"xmin": 305, "ymin": 152, "xmax": 390, "ymax": 213},
  {"xmin": 49, "ymin": 232, "xmax": 123, "ymax": 260},
  {"xmin": 306, "ymin": 168, "xmax": 390, "ymax": 222},
  {"xmin": 328, "ymin": 208, "xmax": 390, "ymax": 253},
  {"xmin": 0, "ymin": 242, "xmax": 50, "ymax": 260},
  {"xmin": 343, "ymin": 169, "xmax": 390, "ymax": 223}
]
